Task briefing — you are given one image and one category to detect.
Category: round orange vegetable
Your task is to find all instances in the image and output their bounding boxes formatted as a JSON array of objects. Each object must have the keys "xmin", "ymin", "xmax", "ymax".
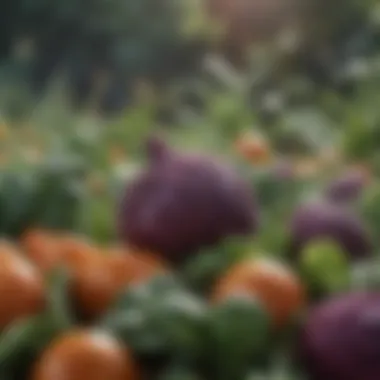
[
  {"xmin": 22, "ymin": 231, "xmax": 99, "ymax": 274},
  {"xmin": 21, "ymin": 229, "xmax": 61, "ymax": 273},
  {"xmin": 107, "ymin": 247, "xmax": 168, "ymax": 287},
  {"xmin": 0, "ymin": 242, "xmax": 45, "ymax": 329},
  {"xmin": 31, "ymin": 329, "xmax": 137, "ymax": 380},
  {"xmin": 72, "ymin": 247, "xmax": 166, "ymax": 320},
  {"xmin": 212, "ymin": 257, "xmax": 305, "ymax": 326},
  {"xmin": 72, "ymin": 256, "xmax": 117, "ymax": 320},
  {"xmin": 57, "ymin": 235, "xmax": 101, "ymax": 272}
]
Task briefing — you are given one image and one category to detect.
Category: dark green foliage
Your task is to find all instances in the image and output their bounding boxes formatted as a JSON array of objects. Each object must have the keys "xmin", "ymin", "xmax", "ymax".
[
  {"xmin": 0, "ymin": 159, "xmax": 86, "ymax": 237},
  {"xmin": 101, "ymin": 275, "xmax": 208, "ymax": 361},
  {"xmin": 181, "ymin": 236, "xmax": 255, "ymax": 295},
  {"xmin": 0, "ymin": 0, "xmax": 207, "ymax": 113},
  {"xmin": 203, "ymin": 294, "xmax": 271, "ymax": 380},
  {"xmin": 156, "ymin": 365, "xmax": 203, "ymax": 380}
]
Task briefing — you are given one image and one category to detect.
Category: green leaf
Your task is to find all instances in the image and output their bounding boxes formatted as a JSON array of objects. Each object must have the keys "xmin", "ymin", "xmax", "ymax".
[
  {"xmin": 206, "ymin": 294, "xmax": 271, "ymax": 380},
  {"xmin": 101, "ymin": 274, "xmax": 207, "ymax": 360},
  {"xmin": 0, "ymin": 316, "xmax": 40, "ymax": 367},
  {"xmin": 181, "ymin": 236, "xmax": 254, "ymax": 294},
  {"xmin": 44, "ymin": 266, "xmax": 74, "ymax": 331},
  {"xmin": 0, "ymin": 171, "xmax": 38, "ymax": 236}
]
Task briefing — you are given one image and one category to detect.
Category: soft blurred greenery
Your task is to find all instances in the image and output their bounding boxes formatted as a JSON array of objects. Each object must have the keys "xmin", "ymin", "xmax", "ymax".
[
  {"xmin": 1, "ymin": 4, "xmax": 380, "ymax": 380},
  {"xmin": 0, "ymin": 0, "xmax": 380, "ymax": 245}
]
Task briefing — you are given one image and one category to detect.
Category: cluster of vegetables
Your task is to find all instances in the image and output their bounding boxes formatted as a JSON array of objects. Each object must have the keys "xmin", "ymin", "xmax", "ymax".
[{"xmin": 2, "ymin": 135, "xmax": 380, "ymax": 380}]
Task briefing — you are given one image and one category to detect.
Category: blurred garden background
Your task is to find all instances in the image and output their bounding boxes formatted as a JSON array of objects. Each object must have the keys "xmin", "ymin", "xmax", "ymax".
[
  {"xmin": 3, "ymin": 2, "xmax": 380, "ymax": 380},
  {"xmin": 1, "ymin": 0, "xmax": 380, "ymax": 243}
]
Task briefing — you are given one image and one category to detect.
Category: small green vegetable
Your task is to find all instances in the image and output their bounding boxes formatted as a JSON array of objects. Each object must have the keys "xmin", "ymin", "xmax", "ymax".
[{"xmin": 300, "ymin": 239, "xmax": 350, "ymax": 295}]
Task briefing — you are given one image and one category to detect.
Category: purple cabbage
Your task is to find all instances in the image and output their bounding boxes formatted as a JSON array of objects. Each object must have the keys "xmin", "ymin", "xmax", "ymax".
[
  {"xmin": 325, "ymin": 167, "xmax": 370, "ymax": 204},
  {"xmin": 300, "ymin": 292, "xmax": 380, "ymax": 380},
  {"xmin": 288, "ymin": 199, "xmax": 372, "ymax": 260},
  {"xmin": 118, "ymin": 137, "xmax": 258, "ymax": 263}
]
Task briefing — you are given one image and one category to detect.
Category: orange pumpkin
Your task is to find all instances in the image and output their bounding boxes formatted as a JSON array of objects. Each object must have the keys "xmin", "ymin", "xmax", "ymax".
[
  {"xmin": 22, "ymin": 231, "xmax": 100, "ymax": 274},
  {"xmin": 72, "ymin": 247, "xmax": 167, "ymax": 320},
  {"xmin": 21, "ymin": 229, "xmax": 61, "ymax": 273},
  {"xmin": 213, "ymin": 257, "xmax": 305, "ymax": 326},
  {"xmin": 57, "ymin": 235, "xmax": 101, "ymax": 271},
  {"xmin": 0, "ymin": 242, "xmax": 45, "ymax": 329},
  {"xmin": 107, "ymin": 247, "xmax": 168, "ymax": 286},
  {"xmin": 32, "ymin": 329, "xmax": 138, "ymax": 380}
]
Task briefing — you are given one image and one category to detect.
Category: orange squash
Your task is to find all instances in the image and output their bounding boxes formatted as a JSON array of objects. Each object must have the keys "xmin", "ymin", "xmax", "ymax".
[
  {"xmin": 21, "ymin": 229, "xmax": 61, "ymax": 273},
  {"xmin": 213, "ymin": 257, "xmax": 305, "ymax": 326},
  {"xmin": 0, "ymin": 242, "xmax": 45, "ymax": 329},
  {"xmin": 72, "ymin": 247, "xmax": 167, "ymax": 320},
  {"xmin": 32, "ymin": 329, "xmax": 138, "ymax": 380}
]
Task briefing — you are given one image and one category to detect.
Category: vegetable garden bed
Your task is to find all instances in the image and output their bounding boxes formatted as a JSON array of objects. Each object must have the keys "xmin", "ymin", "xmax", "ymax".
[{"xmin": 1, "ymin": 60, "xmax": 380, "ymax": 379}]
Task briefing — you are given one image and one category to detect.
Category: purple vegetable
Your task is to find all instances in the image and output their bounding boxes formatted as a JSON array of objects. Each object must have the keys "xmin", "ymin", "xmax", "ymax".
[
  {"xmin": 325, "ymin": 167, "xmax": 370, "ymax": 204},
  {"xmin": 300, "ymin": 292, "xmax": 380, "ymax": 380},
  {"xmin": 118, "ymin": 136, "xmax": 258, "ymax": 263},
  {"xmin": 288, "ymin": 199, "xmax": 371, "ymax": 260}
]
